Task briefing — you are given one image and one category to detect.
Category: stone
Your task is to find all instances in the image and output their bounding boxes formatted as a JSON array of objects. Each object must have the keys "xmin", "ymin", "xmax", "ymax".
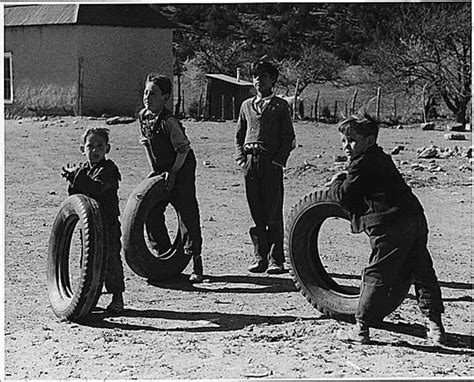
[{"xmin": 421, "ymin": 122, "xmax": 435, "ymax": 131}]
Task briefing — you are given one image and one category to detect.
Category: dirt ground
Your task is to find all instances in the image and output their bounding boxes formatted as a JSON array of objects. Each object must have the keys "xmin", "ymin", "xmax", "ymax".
[{"xmin": 3, "ymin": 116, "xmax": 473, "ymax": 379}]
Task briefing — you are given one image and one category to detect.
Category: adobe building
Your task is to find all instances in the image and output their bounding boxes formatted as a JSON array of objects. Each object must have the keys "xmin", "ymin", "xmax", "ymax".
[{"xmin": 4, "ymin": 4, "xmax": 175, "ymax": 116}]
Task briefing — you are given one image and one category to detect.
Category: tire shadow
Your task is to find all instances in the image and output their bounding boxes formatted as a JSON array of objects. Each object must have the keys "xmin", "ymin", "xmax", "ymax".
[
  {"xmin": 146, "ymin": 273, "xmax": 298, "ymax": 293},
  {"xmin": 83, "ymin": 308, "xmax": 320, "ymax": 332}
]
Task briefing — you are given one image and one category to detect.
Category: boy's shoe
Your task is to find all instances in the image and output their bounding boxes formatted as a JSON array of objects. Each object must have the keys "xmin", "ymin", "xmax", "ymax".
[
  {"xmin": 267, "ymin": 262, "xmax": 285, "ymax": 274},
  {"xmin": 106, "ymin": 293, "xmax": 124, "ymax": 314},
  {"xmin": 248, "ymin": 259, "xmax": 268, "ymax": 273},
  {"xmin": 189, "ymin": 255, "xmax": 204, "ymax": 283},
  {"xmin": 426, "ymin": 316, "xmax": 447, "ymax": 346},
  {"xmin": 338, "ymin": 322, "xmax": 370, "ymax": 344}
]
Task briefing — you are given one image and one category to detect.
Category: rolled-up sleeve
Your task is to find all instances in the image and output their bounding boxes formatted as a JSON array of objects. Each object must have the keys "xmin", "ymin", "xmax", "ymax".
[
  {"xmin": 167, "ymin": 118, "xmax": 190, "ymax": 154},
  {"xmin": 235, "ymin": 106, "xmax": 248, "ymax": 163}
]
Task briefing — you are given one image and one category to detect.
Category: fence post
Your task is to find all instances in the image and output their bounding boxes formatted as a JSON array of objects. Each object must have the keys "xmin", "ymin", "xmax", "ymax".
[
  {"xmin": 232, "ymin": 96, "xmax": 236, "ymax": 121},
  {"xmin": 221, "ymin": 95, "xmax": 225, "ymax": 121},
  {"xmin": 422, "ymin": 83, "xmax": 428, "ymax": 123},
  {"xmin": 350, "ymin": 88, "xmax": 358, "ymax": 114},
  {"xmin": 293, "ymin": 79, "xmax": 300, "ymax": 120},
  {"xmin": 334, "ymin": 100, "xmax": 338, "ymax": 120},
  {"xmin": 314, "ymin": 90, "xmax": 320, "ymax": 122},
  {"xmin": 376, "ymin": 87, "xmax": 381, "ymax": 120},
  {"xmin": 393, "ymin": 96, "xmax": 397, "ymax": 120}
]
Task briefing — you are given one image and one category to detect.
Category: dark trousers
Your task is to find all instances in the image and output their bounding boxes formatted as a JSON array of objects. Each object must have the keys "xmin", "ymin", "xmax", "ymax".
[
  {"xmin": 356, "ymin": 214, "xmax": 444, "ymax": 325},
  {"xmin": 146, "ymin": 151, "xmax": 202, "ymax": 258},
  {"xmin": 243, "ymin": 154, "xmax": 284, "ymax": 265},
  {"xmin": 104, "ymin": 218, "xmax": 125, "ymax": 293}
]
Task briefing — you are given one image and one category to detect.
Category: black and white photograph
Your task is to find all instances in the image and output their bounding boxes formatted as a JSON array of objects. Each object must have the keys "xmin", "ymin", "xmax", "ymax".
[{"xmin": 2, "ymin": 1, "xmax": 472, "ymax": 379}]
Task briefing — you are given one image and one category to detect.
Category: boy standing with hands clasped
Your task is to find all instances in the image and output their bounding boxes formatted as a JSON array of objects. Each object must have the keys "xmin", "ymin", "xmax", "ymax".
[
  {"xmin": 235, "ymin": 60, "xmax": 296, "ymax": 274},
  {"xmin": 61, "ymin": 127, "xmax": 125, "ymax": 313},
  {"xmin": 328, "ymin": 113, "xmax": 446, "ymax": 346},
  {"xmin": 138, "ymin": 73, "xmax": 204, "ymax": 283}
]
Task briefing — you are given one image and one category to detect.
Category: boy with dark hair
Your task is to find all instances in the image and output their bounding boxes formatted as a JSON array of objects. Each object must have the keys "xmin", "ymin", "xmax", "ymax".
[
  {"xmin": 61, "ymin": 127, "xmax": 125, "ymax": 313},
  {"xmin": 139, "ymin": 73, "xmax": 204, "ymax": 283},
  {"xmin": 328, "ymin": 113, "xmax": 446, "ymax": 345},
  {"xmin": 235, "ymin": 60, "xmax": 296, "ymax": 274}
]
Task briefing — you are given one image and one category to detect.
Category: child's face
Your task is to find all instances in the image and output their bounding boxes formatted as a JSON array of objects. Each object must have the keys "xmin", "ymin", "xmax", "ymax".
[
  {"xmin": 143, "ymin": 82, "xmax": 169, "ymax": 114},
  {"xmin": 81, "ymin": 133, "xmax": 109, "ymax": 165},
  {"xmin": 252, "ymin": 71, "xmax": 274, "ymax": 96},
  {"xmin": 340, "ymin": 131, "xmax": 374, "ymax": 160}
]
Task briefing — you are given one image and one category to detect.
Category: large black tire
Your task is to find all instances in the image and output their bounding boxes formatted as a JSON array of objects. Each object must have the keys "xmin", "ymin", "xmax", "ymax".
[
  {"xmin": 121, "ymin": 176, "xmax": 191, "ymax": 280},
  {"xmin": 285, "ymin": 189, "xmax": 411, "ymax": 323},
  {"xmin": 47, "ymin": 194, "xmax": 105, "ymax": 322}
]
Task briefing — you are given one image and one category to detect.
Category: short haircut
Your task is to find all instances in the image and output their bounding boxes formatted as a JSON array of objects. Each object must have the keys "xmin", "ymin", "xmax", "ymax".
[
  {"xmin": 82, "ymin": 127, "xmax": 110, "ymax": 144},
  {"xmin": 338, "ymin": 113, "xmax": 379, "ymax": 140},
  {"xmin": 146, "ymin": 73, "xmax": 172, "ymax": 95},
  {"xmin": 250, "ymin": 60, "xmax": 279, "ymax": 83}
]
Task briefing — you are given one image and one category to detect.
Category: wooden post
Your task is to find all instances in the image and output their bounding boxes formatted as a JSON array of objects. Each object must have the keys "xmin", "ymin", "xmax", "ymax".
[
  {"xmin": 314, "ymin": 90, "xmax": 320, "ymax": 122},
  {"xmin": 77, "ymin": 56, "xmax": 84, "ymax": 116},
  {"xmin": 181, "ymin": 90, "xmax": 185, "ymax": 117},
  {"xmin": 221, "ymin": 94, "xmax": 225, "ymax": 121},
  {"xmin": 198, "ymin": 89, "xmax": 203, "ymax": 118},
  {"xmin": 334, "ymin": 100, "xmax": 338, "ymax": 120},
  {"xmin": 393, "ymin": 96, "xmax": 397, "ymax": 120},
  {"xmin": 310, "ymin": 105, "xmax": 314, "ymax": 120},
  {"xmin": 350, "ymin": 88, "xmax": 358, "ymax": 114},
  {"xmin": 422, "ymin": 83, "xmax": 428, "ymax": 122},
  {"xmin": 376, "ymin": 87, "xmax": 381, "ymax": 120},
  {"xmin": 344, "ymin": 103, "xmax": 348, "ymax": 119},
  {"xmin": 293, "ymin": 79, "xmax": 300, "ymax": 120},
  {"xmin": 232, "ymin": 96, "xmax": 236, "ymax": 121}
]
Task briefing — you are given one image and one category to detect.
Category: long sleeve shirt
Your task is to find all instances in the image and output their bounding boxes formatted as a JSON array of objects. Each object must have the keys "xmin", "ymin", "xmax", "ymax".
[
  {"xmin": 329, "ymin": 144, "xmax": 424, "ymax": 233},
  {"xmin": 235, "ymin": 96, "xmax": 295, "ymax": 167},
  {"xmin": 67, "ymin": 159, "xmax": 121, "ymax": 220}
]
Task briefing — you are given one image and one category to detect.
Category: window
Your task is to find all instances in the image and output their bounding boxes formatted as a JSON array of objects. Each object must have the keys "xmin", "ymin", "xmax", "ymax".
[{"xmin": 4, "ymin": 52, "xmax": 13, "ymax": 103}]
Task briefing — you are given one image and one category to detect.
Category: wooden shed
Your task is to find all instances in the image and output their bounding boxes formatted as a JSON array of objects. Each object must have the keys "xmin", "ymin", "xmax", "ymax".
[
  {"xmin": 4, "ymin": 4, "xmax": 175, "ymax": 116},
  {"xmin": 204, "ymin": 73, "xmax": 254, "ymax": 121}
]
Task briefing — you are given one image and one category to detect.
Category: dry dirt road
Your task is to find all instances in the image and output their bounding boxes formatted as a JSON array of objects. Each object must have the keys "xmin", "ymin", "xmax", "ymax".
[{"xmin": 4, "ymin": 116, "xmax": 473, "ymax": 379}]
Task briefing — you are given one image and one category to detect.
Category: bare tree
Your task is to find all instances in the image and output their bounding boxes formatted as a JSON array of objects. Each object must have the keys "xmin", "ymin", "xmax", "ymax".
[
  {"xmin": 276, "ymin": 45, "xmax": 346, "ymax": 95},
  {"xmin": 366, "ymin": 3, "xmax": 471, "ymax": 124}
]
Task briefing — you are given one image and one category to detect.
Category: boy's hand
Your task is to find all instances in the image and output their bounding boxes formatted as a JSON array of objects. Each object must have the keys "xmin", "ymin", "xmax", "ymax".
[
  {"xmin": 61, "ymin": 164, "xmax": 79, "ymax": 182},
  {"xmin": 326, "ymin": 171, "xmax": 347, "ymax": 187},
  {"xmin": 163, "ymin": 171, "xmax": 176, "ymax": 191}
]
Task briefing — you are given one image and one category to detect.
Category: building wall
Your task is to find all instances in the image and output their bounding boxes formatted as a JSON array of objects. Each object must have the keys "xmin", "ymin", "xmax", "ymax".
[
  {"xmin": 4, "ymin": 25, "xmax": 79, "ymax": 115},
  {"xmin": 76, "ymin": 25, "xmax": 173, "ymax": 116},
  {"xmin": 4, "ymin": 24, "xmax": 173, "ymax": 116}
]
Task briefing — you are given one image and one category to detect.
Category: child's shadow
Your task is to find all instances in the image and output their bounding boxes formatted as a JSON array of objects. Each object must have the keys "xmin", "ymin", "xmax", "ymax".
[
  {"xmin": 146, "ymin": 273, "xmax": 297, "ymax": 294},
  {"xmin": 372, "ymin": 320, "xmax": 473, "ymax": 355}
]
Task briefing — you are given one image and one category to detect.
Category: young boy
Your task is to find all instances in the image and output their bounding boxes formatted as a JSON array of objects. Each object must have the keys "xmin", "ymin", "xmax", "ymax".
[
  {"xmin": 139, "ymin": 73, "xmax": 204, "ymax": 283},
  {"xmin": 235, "ymin": 60, "xmax": 296, "ymax": 274},
  {"xmin": 328, "ymin": 113, "xmax": 446, "ymax": 345},
  {"xmin": 61, "ymin": 127, "xmax": 125, "ymax": 313}
]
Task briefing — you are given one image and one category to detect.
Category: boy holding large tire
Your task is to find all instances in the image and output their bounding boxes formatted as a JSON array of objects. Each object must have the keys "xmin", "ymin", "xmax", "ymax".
[
  {"xmin": 235, "ymin": 60, "xmax": 296, "ymax": 274},
  {"xmin": 328, "ymin": 113, "xmax": 446, "ymax": 346},
  {"xmin": 61, "ymin": 127, "xmax": 125, "ymax": 313},
  {"xmin": 138, "ymin": 74, "xmax": 204, "ymax": 283}
]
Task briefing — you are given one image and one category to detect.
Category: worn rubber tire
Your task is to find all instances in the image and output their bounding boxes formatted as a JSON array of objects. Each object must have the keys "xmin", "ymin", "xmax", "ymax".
[
  {"xmin": 121, "ymin": 176, "xmax": 190, "ymax": 280},
  {"xmin": 47, "ymin": 194, "xmax": 105, "ymax": 322},
  {"xmin": 285, "ymin": 188, "xmax": 411, "ymax": 323}
]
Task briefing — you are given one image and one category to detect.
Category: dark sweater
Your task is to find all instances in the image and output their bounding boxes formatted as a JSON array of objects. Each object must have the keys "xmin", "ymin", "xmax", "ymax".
[
  {"xmin": 235, "ymin": 96, "xmax": 295, "ymax": 167},
  {"xmin": 329, "ymin": 144, "xmax": 424, "ymax": 233},
  {"xmin": 68, "ymin": 159, "xmax": 121, "ymax": 220}
]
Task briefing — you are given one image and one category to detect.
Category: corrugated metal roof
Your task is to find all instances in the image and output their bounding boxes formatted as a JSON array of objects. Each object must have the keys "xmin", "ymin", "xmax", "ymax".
[
  {"xmin": 4, "ymin": 4, "xmax": 79, "ymax": 26},
  {"xmin": 206, "ymin": 74, "xmax": 253, "ymax": 86},
  {"xmin": 4, "ymin": 4, "xmax": 176, "ymax": 28}
]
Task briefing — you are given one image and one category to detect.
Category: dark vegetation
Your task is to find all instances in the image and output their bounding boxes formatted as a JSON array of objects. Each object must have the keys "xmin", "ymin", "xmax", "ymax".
[{"xmin": 155, "ymin": 3, "xmax": 471, "ymax": 125}]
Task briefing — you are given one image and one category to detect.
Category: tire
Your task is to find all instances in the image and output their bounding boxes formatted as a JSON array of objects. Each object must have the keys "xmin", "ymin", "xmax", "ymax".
[
  {"xmin": 121, "ymin": 176, "xmax": 190, "ymax": 280},
  {"xmin": 47, "ymin": 194, "xmax": 105, "ymax": 322},
  {"xmin": 284, "ymin": 188, "xmax": 411, "ymax": 323}
]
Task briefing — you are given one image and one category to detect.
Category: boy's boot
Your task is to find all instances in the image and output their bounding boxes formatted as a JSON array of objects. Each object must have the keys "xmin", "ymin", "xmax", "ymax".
[
  {"xmin": 339, "ymin": 320, "xmax": 370, "ymax": 344},
  {"xmin": 248, "ymin": 227, "xmax": 268, "ymax": 273},
  {"xmin": 106, "ymin": 292, "xmax": 124, "ymax": 314},
  {"xmin": 189, "ymin": 255, "xmax": 204, "ymax": 283},
  {"xmin": 425, "ymin": 313, "xmax": 446, "ymax": 346}
]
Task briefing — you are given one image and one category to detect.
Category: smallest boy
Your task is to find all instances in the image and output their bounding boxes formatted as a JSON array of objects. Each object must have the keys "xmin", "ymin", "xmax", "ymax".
[
  {"xmin": 62, "ymin": 127, "xmax": 125, "ymax": 313},
  {"xmin": 328, "ymin": 113, "xmax": 446, "ymax": 346}
]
